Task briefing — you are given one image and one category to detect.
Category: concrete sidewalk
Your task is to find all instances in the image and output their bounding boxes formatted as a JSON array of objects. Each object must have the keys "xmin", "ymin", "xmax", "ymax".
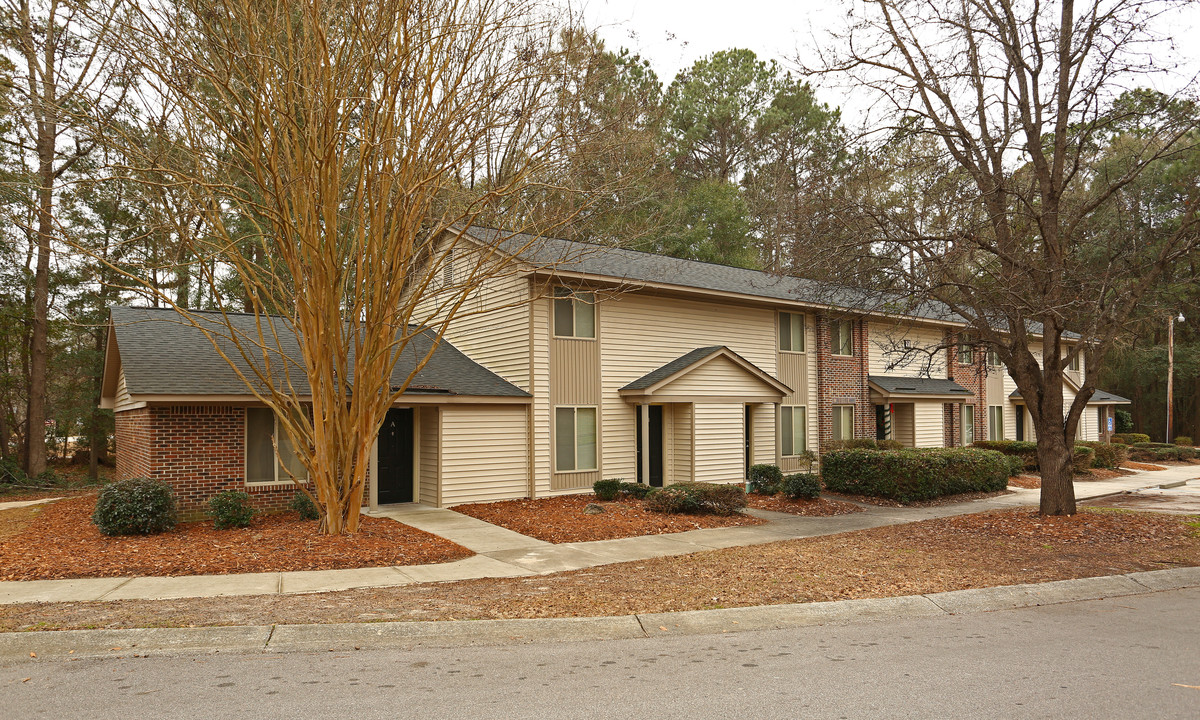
[
  {"xmin": 2, "ymin": 566, "xmax": 1197, "ymax": 662},
  {"xmin": 0, "ymin": 466, "xmax": 1187, "ymax": 606}
]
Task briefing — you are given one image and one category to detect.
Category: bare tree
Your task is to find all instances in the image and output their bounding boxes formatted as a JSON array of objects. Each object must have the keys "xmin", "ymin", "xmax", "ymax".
[
  {"xmin": 809, "ymin": 0, "xmax": 1200, "ymax": 514},
  {"xmin": 90, "ymin": 0, "xmax": 592, "ymax": 534},
  {"xmin": 1, "ymin": 0, "xmax": 128, "ymax": 476}
]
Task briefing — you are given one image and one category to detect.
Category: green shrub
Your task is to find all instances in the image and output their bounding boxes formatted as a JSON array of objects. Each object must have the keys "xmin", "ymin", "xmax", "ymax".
[
  {"xmin": 643, "ymin": 482, "xmax": 747, "ymax": 515},
  {"xmin": 1071, "ymin": 446, "xmax": 1095, "ymax": 474},
  {"xmin": 1111, "ymin": 433, "xmax": 1151, "ymax": 445},
  {"xmin": 1077, "ymin": 441, "xmax": 1128, "ymax": 469},
  {"xmin": 972, "ymin": 440, "xmax": 1039, "ymax": 469},
  {"xmin": 1129, "ymin": 444, "xmax": 1183, "ymax": 462},
  {"xmin": 593, "ymin": 479, "xmax": 621, "ymax": 501},
  {"xmin": 0, "ymin": 457, "xmax": 28, "ymax": 486},
  {"xmin": 747, "ymin": 464, "xmax": 783, "ymax": 494},
  {"xmin": 92, "ymin": 478, "xmax": 178, "ymax": 536},
  {"xmin": 1115, "ymin": 409, "xmax": 1133, "ymax": 434},
  {"xmin": 619, "ymin": 481, "xmax": 653, "ymax": 499},
  {"xmin": 821, "ymin": 448, "xmax": 1010, "ymax": 503},
  {"xmin": 1005, "ymin": 455, "xmax": 1025, "ymax": 477},
  {"xmin": 1180, "ymin": 447, "xmax": 1198, "ymax": 460},
  {"xmin": 290, "ymin": 491, "xmax": 320, "ymax": 520},
  {"xmin": 780, "ymin": 473, "xmax": 821, "ymax": 499},
  {"xmin": 825, "ymin": 438, "xmax": 879, "ymax": 451},
  {"xmin": 878, "ymin": 439, "xmax": 904, "ymax": 450},
  {"xmin": 1175, "ymin": 436, "xmax": 1194, "ymax": 447},
  {"xmin": 207, "ymin": 490, "xmax": 255, "ymax": 530}
]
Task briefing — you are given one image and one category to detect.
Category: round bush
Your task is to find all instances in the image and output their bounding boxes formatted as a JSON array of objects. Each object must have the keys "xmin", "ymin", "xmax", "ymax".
[
  {"xmin": 92, "ymin": 478, "xmax": 178, "ymax": 536},
  {"xmin": 747, "ymin": 464, "xmax": 783, "ymax": 494},
  {"xmin": 643, "ymin": 482, "xmax": 747, "ymax": 515},
  {"xmin": 618, "ymin": 481, "xmax": 653, "ymax": 499},
  {"xmin": 781, "ymin": 473, "xmax": 821, "ymax": 499},
  {"xmin": 1071, "ymin": 446, "xmax": 1095, "ymax": 474},
  {"xmin": 208, "ymin": 490, "xmax": 255, "ymax": 530},
  {"xmin": 1174, "ymin": 436, "xmax": 1194, "ymax": 447},
  {"xmin": 593, "ymin": 479, "xmax": 621, "ymax": 501},
  {"xmin": 290, "ymin": 491, "xmax": 320, "ymax": 520},
  {"xmin": 822, "ymin": 448, "xmax": 1010, "ymax": 503}
]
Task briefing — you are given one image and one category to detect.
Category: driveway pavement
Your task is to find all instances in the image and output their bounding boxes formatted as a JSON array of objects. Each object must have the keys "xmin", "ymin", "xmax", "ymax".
[{"xmin": 0, "ymin": 466, "xmax": 1188, "ymax": 606}]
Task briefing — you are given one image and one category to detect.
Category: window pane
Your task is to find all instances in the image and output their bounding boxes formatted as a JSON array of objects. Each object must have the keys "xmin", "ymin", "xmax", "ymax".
[
  {"xmin": 555, "ymin": 408, "xmax": 575, "ymax": 471},
  {"xmin": 574, "ymin": 293, "xmax": 595, "ymax": 338},
  {"xmin": 792, "ymin": 314, "xmax": 805, "ymax": 352},
  {"xmin": 779, "ymin": 313, "xmax": 791, "ymax": 351},
  {"xmin": 553, "ymin": 298, "xmax": 574, "ymax": 337},
  {"xmin": 245, "ymin": 408, "xmax": 275, "ymax": 482},
  {"xmin": 794, "ymin": 407, "xmax": 807, "ymax": 453},
  {"xmin": 576, "ymin": 407, "xmax": 597, "ymax": 470},
  {"xmin": 781, "ymin": 408, "xmax": 794, "ymax": 456},
  {"xmin": 276, "ymin": 421, "xmax": 307, "ymax": 481},
  {"xmin": 833, "ymin": 406, "xmax": 852, "ymax": 440},
  {"xmin": 963, "ymin": 406, "xmax": 974, "ymax": 445}
]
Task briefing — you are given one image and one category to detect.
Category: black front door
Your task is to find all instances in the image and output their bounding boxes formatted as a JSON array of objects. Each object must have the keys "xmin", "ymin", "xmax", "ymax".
[
  {"xmin": 636, "ymin": 405, "xmax": 664, "ymax": 487},
  {"xmin": 1015, "ymin": 406, "xmax": 1025, "ymax": 441},
  {"xmin": 377, "ymin": 408, "xmax": 414, "ymax": 504}
]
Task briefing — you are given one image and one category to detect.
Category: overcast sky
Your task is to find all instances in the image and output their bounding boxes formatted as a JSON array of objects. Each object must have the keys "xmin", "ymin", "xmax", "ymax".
[{"xmin": 576, "ymin": 0, "xmax": 1200, "ymax": 129}]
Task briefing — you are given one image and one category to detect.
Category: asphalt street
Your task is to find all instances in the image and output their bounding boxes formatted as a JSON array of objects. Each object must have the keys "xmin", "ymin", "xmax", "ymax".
[{"xmin": 3, "ymin": 586, "xmax": 1199, "ymax": 719}]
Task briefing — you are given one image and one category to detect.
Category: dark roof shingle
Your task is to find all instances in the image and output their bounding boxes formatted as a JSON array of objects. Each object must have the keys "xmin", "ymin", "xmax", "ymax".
[{"xmin": 869, "ymin": 375, "xmax": 973, "ymax": 396}]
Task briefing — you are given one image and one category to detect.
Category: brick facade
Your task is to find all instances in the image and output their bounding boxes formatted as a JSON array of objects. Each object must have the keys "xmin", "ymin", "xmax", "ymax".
[
  {"xmin": 945, "ymin": 331, "xmax": 988, "ymax": 447},
  {"xmin": 114, "ymin": 405, "xmax": 304, "ymax": 517},
  {"xmin": 815, "ymin": 315, "xmax": 875, "ymax": 451}
]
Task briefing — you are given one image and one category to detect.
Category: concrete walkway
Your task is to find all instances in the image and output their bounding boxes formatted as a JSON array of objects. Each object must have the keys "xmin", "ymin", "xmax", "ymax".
[
  {"xmin": 0, "ymin": 496, "xmax": 63, "ymax": 511},
  {"xmin": 0, "ymin": 466, "xmax": 1192, "ymax": 606}
]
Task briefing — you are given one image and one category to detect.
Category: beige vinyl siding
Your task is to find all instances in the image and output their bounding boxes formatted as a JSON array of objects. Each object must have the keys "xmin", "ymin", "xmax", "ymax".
[
  {"xmin": 691, "ymin": 403, "xmax": 745, "ymax": 484},
  {"xmin": 659, "ymin": 355, "xmax": 778, "ymax": 396},
  {"xmin": 550, "ymin": 316, "xmax": 602, "ymax": 490},
  {"xmin": 531, "ymin": 291, "xmax": 553, "ymax": 495},
  {"xmin": 114, "ymin": 368, "xmax": 137, "ymax": 411},
  {"xmin": 807, "ymin": 321, "xmax": 819, "ymax": 452},
  {"xmin": 672, "ymin": 403, "xmax": 694, "ymax": 482},
  {"xmin": 439, "ymin": 405, "xmax": 529, "ymax": 506},
  {"xmin": 777, "ymin": 353, "xmax": 808, "ymax": 404},
  {"xmin": 598, "ymin": 292, "xmax": 777, "ymax": 484},
  {"xmin": 892, "ymin": 403, "xmax": 915, "ymax": 446},
  {"xmin": 913, "ymin": 401, "xmax": 944, "ymax": 448},
  {"xmin": 418, "ymin": 407, "xmax": 440, "ymax": 506},
  {"xmin": 751, "ymin": 403, "xmax": 775, "ymax": 465},
  {"xmin": 410, "ymin": 238, "xmax": 532, "ymax": 390},
  {"xmin": 868, "ymin": 322, "xmax": 948, "ymax": 378}
]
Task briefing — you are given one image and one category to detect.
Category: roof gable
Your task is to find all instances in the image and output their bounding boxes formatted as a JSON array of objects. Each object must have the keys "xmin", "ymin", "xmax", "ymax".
[{"xmin": 620, "ymin": 346, "xmax": 791, "ymax": 401}]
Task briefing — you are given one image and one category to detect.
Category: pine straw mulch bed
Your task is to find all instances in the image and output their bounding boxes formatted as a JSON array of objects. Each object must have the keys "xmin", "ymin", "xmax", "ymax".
[
  {"xmin": 1008, "ymin": 467, "xmax": 1144, "ymax": 491},
  {"xmin": 743, "ymin": 493, "xmax": 863, "ymax": 516},
  {"xmin": 1123, "ymin": 462, "xmax": 1169, "ymax": 472},
  {"xmin": 822, "ymin": 488, "xmax": 1013, "ymax": 508},
  {"xmin": 452, "ymin": 494, "xmax": 765, "ymax": 544},
  {"xmin": 0, "ymin": 496, "xmax": 472, "ymax": 581},
  {"xmin": 5, "ymin": 506, "xmax": 1197, "ymax": 632}
]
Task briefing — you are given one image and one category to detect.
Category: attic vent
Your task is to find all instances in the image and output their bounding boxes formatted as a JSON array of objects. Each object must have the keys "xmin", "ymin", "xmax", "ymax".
[{"xmin": 443, "ymin": 247, "xmax": 455, "ymax": 287}]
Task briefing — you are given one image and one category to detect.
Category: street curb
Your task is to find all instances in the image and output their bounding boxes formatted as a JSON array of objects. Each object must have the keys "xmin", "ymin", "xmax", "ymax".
[{"xmin": 3, "ymin": 566, "xmax": 1197, "ymax": 663}]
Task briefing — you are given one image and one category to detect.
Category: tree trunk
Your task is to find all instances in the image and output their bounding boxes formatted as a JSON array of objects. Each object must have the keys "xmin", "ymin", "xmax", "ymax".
[
  {"xmin": 1036, "ymin": 430, "xmax": 1077, "ymax": 515},
  {"xmin": 25, "ymin": 157, "xmax": 53, "ymax": 478}
]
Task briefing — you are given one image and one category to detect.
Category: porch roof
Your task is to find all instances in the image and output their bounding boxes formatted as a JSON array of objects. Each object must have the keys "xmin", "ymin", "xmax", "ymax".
[
  {"xmin": 1008, "ymin": 388, "xmax": 1131, "ymax": 405},
  {"xmin": 619, "ymin": 346, "xmax": 791, "ymax": 403},
  {"xmin": 868, "ymin": 375, "xmax": 974, "ymax": 401}
]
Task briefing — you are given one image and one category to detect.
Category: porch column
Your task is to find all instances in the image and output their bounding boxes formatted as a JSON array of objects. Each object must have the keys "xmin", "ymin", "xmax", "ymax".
[{"xmin": 640, "ymin": 402, "xmax": 650, "ymax": 485}]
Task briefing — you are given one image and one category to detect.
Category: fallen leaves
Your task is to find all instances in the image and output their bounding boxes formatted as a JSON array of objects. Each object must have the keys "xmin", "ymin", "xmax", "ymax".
[
  {"xmin": 0, "ymin": 496, "xmax": 472, "ymax": 581},
  {"xmin": 744, "ymin": 494, "xmax": 863, "ymax": 516},
  {"xmin": 453, "ymin": 495, "xmax": 765, "ymax": 543}
]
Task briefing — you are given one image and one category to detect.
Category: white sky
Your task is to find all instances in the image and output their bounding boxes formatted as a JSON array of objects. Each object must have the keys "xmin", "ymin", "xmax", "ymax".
[{"xmin": 576, "ymin": 0, "xmax": 1200, "ymax": 129}]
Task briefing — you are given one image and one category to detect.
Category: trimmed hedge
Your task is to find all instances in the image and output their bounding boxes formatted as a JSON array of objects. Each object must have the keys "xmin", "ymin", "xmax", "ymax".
[
  {"xmin": 824, "ymin": 438, "xmax": 905, "ymax": 452},
  {"xmin": 781, "ymin": 473, "xmax": 821, "ymax": 499},
  {"xmin": 1072, "ymin": 446, "xmax": 1095, "ymax": 474},
  {"xmin": 972, "ymin": 440, "xmax": 1039, "ymax": 470},
  {"xmin": 747, "ymin": 464, "xmax": 783, "ymax": 494},
  {"xmin": 593, "ymin": 479, "xmax": 621, "ymax": 501},
  {"xmin": 92, "ymin": 478, "xmax": 178, "ymax": 536},
  {"xmin": 207, "ymin": 490, "xmax": 255, "ymax": 530},
  {"xmin": 821, "ymin": 448, "xmax": 1010, "ymax": 503},
  {"xmin": 1175, "ymin": 436, "xmax": 1194, "ymax": 447},
  {"xmin": 1005, "ymin": 455, "xmax": 1025, "ymax": 477},
  {"xmin": 1077, "ymin": 441, "xmax": 1129, "ymax": 469},
  {"xmin": 619, "ymin": 481, "xmax": 653, "ymax": 499},
  {"xmin": 1129, "ymin": 443, "xmax": 1198, "ymax": 462},
  {"xmin": 644, "ymin": 482, "xmax": 747, "ymax": 515},
  {"xmin": 1111, "ymin": 433, "xmax": 1151, "ymax": 445}
]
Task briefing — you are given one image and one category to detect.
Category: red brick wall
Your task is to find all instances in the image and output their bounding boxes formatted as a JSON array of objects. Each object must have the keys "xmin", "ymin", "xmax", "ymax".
[
  {"xmin": 816, "ymin": 315, "xmax": 874, "ymax": 451},
  {"xmin": 945, "ymin": 331, "xmax": 987, "ymax": 447},
  {"xmin": 114, "ymin": 408, "xmax": 153, "ymax": 480}
]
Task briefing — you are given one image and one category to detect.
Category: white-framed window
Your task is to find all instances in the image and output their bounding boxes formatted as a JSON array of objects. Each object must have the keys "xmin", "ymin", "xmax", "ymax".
[
  {"xmin": 554, "ymin": 406, "xmax": 597, "ymax": 472},
  {"xmin": 988, "ymin": 405, "xmax": 1004, "ymax": 441},
  {"xmin": 1067, "ymin": 352, "xmax": 1080, "ymax": 372},
  {"xmin": 831, "ymin": 319, "xmax": 854, "ymax": 356},
  {"xmin": 779, "ymin": 312, "xmax": 805, "ymax": 352},
  {"xmin": 957, "ymin": 335, "xmax": 974, "ymax": 364},
  {"xmin": 245, "ymin": 407, "xmax": 307, "ymax": 484},
  {"xmin": 986, "ymin": 349, "xmax": 1001, "ymax": 368},
  {"xmin": 781, "ymin": 406, "xmax": 807, "ymax": 456},
  {"xmin": 832, "ymin": 405, "xmax": 854, "ymax": 441},
  {"xmin": 553, "ymin": 287, "xmax": 596, "ymax": 339},
  {"xmin": 962, "ymin": 404, "xmax": 975, "ymax": 445}
]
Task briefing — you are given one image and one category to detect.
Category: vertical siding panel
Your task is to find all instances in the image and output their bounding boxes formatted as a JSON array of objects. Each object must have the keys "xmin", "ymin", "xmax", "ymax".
[
  {"xmin": 913, "ymin": 401, "xmax": 943, "ymax": 447},
  {"xmin": 751, "ymin": 403, "xmax": 775, "ymax": 465},
  {"xmin": 419, "ymin": 407, "xmax": 440, "ymax": 506},
  {"xmin": 675, "ymin": 403, "xmax": 694, "ymax": 482},
  {"xmin": 532, "ymin": 292, "xmax": 552, "ymax": 495}
]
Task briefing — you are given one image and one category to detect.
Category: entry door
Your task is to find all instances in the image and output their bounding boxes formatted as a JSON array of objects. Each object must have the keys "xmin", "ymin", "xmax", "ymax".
[
  {"xmin": 377, "ymin": 408, "xmax": 415, "ymax": 504},
  {"xmin": 1015, "ymin": 406, "xmax": 1025, "ymax": 441},
  {"xmin": 636, "ymin": 405, "xmax": 664, "ymax": 487},
  {"xmin": 744, "ymin": 405, "xmax": 752, "ymax": 474}
]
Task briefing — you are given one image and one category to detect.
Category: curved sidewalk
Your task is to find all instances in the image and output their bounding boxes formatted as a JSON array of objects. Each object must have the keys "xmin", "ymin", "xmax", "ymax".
[{"xmin": 0, "ymin": 467, "xmax": 1192, "ymax": 606}]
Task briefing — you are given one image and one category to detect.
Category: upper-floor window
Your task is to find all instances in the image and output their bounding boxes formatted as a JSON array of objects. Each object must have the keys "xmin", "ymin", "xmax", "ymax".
[
  {"xmin": 831, "ymin": 319, "xmax": 854, "ymax": 357},
  {"xmin": 553, "ymin": 287, "xmax": 595, "ymax": 339},
  {"xmin": 779, "ymin": 312, "xmax": 805, "ymax": 352},
  {"xmin": 1067, "ymin": 352, "xmax": 1080, "ymax": 372},
  {"xmin": 957, "ymin": 334, "xmax": 974, "ymax": 364},
  {"xmin": 986, "ymin": 349, "xmax": 1001, "ymax": 368},
  {"xmin": 245, "ymin": 407, "xmax": 307, "ymax": 485}
]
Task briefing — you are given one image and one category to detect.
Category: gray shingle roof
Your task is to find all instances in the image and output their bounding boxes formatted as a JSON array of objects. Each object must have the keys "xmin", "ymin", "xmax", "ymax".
[
  {"xmin": 1009, "ymin": 387, "xmax": 1130, "ymax": 404},
  {"xmin": 620, "ymin": 346, "xmax": 725, "ymax": 391},
  {"xmin": 869, "ymin": 375, "xmax": 973, "ymax": 396},
  {"xmin": 109, "ymin": 306, "xmax": 529, "ymax": 398}
]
